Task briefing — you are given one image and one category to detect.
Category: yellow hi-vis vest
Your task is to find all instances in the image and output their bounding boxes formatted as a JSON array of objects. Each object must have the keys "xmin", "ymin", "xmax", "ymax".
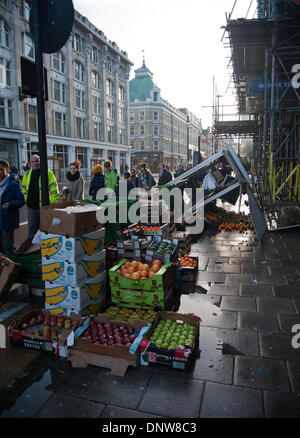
[{"xmin": 21, "ymin": 169, "xmax": 60, "ymax": 207}]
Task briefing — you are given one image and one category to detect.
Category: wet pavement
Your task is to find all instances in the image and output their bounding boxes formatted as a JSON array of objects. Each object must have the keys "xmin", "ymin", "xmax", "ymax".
[{"xmin": 1, "ymin": 225, "xmax": 300, "ymax": 419}]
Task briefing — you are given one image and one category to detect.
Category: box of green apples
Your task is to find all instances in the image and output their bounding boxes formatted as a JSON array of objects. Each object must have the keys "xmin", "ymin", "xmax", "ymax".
[{"xmin": 139, "ymin": 311, "xmax": 201, "ymax": 371}]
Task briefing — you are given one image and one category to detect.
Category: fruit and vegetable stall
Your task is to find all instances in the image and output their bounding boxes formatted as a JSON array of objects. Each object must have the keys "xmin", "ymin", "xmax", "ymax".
[{"xmin": 1, "ymin": 197, "xmax": 253, "ymax": 377}]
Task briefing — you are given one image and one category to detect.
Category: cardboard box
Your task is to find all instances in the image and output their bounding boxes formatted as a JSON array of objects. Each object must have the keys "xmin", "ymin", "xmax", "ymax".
[
  {"xmin": 42, "ymin": 250, "xmax": 106, "ymax": 287},
  {"xmin": 179, "ymin": 256, "xmax": 199, "ymax": 282},
  {"xmin": 111, "ymin": 285, "xmax": 174, "ymax": 311},
  {"xmin": 45, "ymin": 271, "xmax": 106, "ymax": 312},
  {"xmin": 109, "ymin": 259, "xmax": 175, "ymax": 292},
  {"xmin": 40, "ymin": 201, "xmax": 103, "ymax": 237},
  {"xmin": 41, "ymin": 228, "xmax": 105, "ymax": 262},
  {"xmin": 0, "ymin": 255, "xmax": 20, "ymax": 304},
  {"xmin": 46, "ymin": 294, "xmax": 107, "ymax": 317},
  {"xmin": 139, "ymin": 311, "xmax": 201, "ymax": 371},
  {"xmin": 8, "ymin": 309, "xmax": 83, "ymax": 357},
  {"xmin": 145, "ymin": 237, "xmax": 178, "ymax": 264},
  {"xmin": 102, "ymin": 303, "xmax": 157, "ymax": 324}
]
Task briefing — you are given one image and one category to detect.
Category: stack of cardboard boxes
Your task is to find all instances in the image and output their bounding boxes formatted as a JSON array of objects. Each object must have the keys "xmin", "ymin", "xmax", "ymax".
[{"xmin": 40, "ymin": 202, "xmax": 107, "ymax": 316}]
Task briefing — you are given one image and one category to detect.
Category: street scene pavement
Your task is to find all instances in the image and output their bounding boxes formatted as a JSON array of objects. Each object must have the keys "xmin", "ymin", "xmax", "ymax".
[{"xmin": 1, "ymin": 223, "xmax": 300, "ymax": 419}]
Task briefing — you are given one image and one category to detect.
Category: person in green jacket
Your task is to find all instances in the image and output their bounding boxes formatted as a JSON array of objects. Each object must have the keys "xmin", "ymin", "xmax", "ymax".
[
  {"xmin": 104, "ymin": 160, "xmax": 118, "ymax": 195},
  {"xmin": 21, "ymin": 154, "xmax": 59, "ymax": 237}
]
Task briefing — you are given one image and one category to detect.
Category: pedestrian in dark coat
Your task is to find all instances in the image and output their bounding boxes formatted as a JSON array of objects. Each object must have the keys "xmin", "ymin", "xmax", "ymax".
[
  {"xmin": 89, "ymin": 164, "xmax": 105, "ymax": 201},
  {"xmin": 0, "ymin": 159, "xmax": 25, "ymax": 257},
  {"xmin": 158, "ymin": 164, "xmax": 172, "ymax": 186}
]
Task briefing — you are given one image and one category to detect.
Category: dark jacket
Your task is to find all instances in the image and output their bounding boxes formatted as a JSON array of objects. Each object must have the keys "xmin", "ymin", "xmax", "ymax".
[
  {"xmin": 0, "ymin": 176, "xmax": 25, "ymax": 230},
  {"xmin": 137, "ymin": 171, "xmax": 156, "ymax": 190},
  {"xmin": 158, "ymin": 169, "xmax": 172, "ymax": 186},
  {"xmin": 89, "ymin": 173, "xmax": 105, "ymax": 201},
  {"xmin": 115, "ymin": 180, "xmax": 135, "ymax": 198}
]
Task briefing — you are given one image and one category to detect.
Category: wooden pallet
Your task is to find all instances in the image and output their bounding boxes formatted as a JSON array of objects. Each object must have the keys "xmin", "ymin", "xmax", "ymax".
[{"xmin": 68, "ymin": 348, "xmax": 136, "ymax": 377}]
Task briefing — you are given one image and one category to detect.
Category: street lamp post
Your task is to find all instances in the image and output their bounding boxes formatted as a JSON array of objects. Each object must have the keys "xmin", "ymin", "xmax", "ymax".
[{"xmin": 186, "ymin": 115, "xmax": 190, "ymax": 164}]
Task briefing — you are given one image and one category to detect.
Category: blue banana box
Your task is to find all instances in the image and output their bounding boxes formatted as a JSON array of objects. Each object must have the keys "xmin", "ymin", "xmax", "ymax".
[
  {"xmin": 40, "ymin": 228, "xmax": 105, "ymax": 263},
  {"xmin": 42, "ymin": 249, "xmax": 106, "ymax": 287},
  {"xmin": 45, "ymin": 295, "xmax": 107, "ymax": 317},
  {"xmin": 45, "ymin": 271, "xmax": 107, "ymax": 313}
]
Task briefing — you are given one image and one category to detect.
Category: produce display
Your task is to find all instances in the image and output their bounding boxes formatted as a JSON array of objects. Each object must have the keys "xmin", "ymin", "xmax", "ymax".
[
  {"xmin": 104, "ymin": 306, "xmax": 156, "ymax": 323},
  {"xmin": 12, "ymin": 312, "xmax": 81, "ymax": 341},
  {"xmin": 116, "ymin": 259, "xmax": 163, "ymax": 279},
  {"xmin": 149, "ymin": 241, "xmax": 176, "ymax": 255},
  {"xmin": 178, "ymin": 254, "xmax": 198, "ymax": 268},
  {"xmin": 149, "ymin": 319, "xmax": 196, "ymax": 350},
  {"xmin": 81, "ymin": 319, "xmax": 137, "ymax": 346}
]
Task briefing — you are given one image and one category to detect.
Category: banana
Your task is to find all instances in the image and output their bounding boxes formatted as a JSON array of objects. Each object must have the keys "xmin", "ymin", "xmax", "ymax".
[
  {"xmin": 42, "ymin": 262, "xmax": 64, "ymax": 281},
  {"xmin": 79, "ymin": 259, "xmax": 105, "ymax": 278},
  {"xmin": 78, "ymin": 236, "xmax": 103, "ymax": 256},
  {"xmin": 46, "ymin": 307, "xmax": 67, "ymax": 316},
  {"xmin": 85, "ymin": 282, "xmax": 106, "ymax": 300},
  {"xmin": 41, "ymin": 236, "xmax": 63, "ymax": 257}
]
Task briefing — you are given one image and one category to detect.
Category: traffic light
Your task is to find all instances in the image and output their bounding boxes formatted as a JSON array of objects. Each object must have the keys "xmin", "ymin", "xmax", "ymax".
[{"xmin": 19, "ymin": 56, "xmax": 48, "ymax": 101}]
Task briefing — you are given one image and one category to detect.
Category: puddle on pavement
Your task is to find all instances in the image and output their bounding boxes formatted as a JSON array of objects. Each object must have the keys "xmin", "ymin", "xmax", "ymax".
[{"xmin": 0, "ymin": 368, "xmax": 53, "ymax": 418}]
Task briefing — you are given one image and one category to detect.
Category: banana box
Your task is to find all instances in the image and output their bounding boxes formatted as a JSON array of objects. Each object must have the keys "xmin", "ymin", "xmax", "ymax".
[
  {"xmin": 45, "ymin": 271, "xmax": 106, "ymax": 313},
  {"xmin": 45, "ymin": 295, "xmax": 107, "ymax": 317},
  {"xmin": 42, "ymin": 250, "xmax": 106, "ymax": 287},
  {"xmin": 40, "ymin": 228, "xmax": 105, "ymax": 263}
]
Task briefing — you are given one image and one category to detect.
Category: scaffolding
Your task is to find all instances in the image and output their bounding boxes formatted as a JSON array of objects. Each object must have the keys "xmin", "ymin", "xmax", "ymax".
[{"xmin": 223, "ymin": 0, "xmax": 300, "ymax": 229}]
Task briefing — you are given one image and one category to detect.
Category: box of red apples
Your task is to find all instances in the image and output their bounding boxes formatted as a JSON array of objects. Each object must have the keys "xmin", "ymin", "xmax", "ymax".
[
  {"xmin": 72, "ymin": 313, "xmax": 149, "ymax": 362},
  {"xmin": 8, "ymin": 308, "xmax": 83, "ymax": 357}
]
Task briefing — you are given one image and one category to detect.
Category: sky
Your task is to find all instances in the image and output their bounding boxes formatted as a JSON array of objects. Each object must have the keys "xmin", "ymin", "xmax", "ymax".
[{"xmin": 72, "ymin": 0, "xmax": 257, "ymax": 128}]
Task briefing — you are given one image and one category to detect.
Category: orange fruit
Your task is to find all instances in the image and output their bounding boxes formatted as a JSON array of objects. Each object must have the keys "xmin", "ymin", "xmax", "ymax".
[
  {"xmin": 127, "ymin": 266, "xmax": 135, "ymax": 274},
  {"xmin": 140, "ymin": 270, "xmax": 148, "ymax": 278},
  {"xmin": 124, "ymin": 261, "xmax": 131, "ymax": 269},
  {"xmin": 151, "ymin": 264, "xmax": 160, "ymax": 273},
  {"xmin": 131, "ymin": 261, "xmax": 139, "ymax": 269},
  {"xmin": 132, "ymin": 271, "xmax": 141, "ymax": 280},
  {"xmin": 122, "ymin": 268, "xmax": 128, "ymax": 275},
  {"xmin": 148, "ymin": 271, "xmax": 155, "ymax": 278},
  {"xmin": 142, "ymin": 264, "xmax": 150, "ymax": 271},
  {"xmin": 124, "ymin": 273, "xmax": 132, "ymax": 279},
  {"xmin": 152, "ymin": 259, "xmax": 162, "ymax": 267}
]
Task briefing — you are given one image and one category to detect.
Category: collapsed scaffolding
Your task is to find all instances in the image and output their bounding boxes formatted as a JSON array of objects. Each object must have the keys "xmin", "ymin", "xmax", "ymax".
[{"xmin": 222, "ymin": 0, "xmax": 300, "ymax": 230}]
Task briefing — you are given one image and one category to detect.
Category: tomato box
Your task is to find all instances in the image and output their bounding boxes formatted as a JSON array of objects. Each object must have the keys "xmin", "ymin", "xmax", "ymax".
[
  {"xmin": 139, "ymin": 311, "xmax": 201, "ymax": 371},
  {"xmin": 179, "ymin": 256, "xmax": 199, "ymax": 282},
  {"xmin": 8, "ymin": 308, "xmax": 84, "ymax": 357},
  {"xmin": 40, "ymin": 228, "xmax": 105, "ymax": 262},
  {"xmin": 109, "ymin": 259, "xmax": 175, "ymax": 292}
]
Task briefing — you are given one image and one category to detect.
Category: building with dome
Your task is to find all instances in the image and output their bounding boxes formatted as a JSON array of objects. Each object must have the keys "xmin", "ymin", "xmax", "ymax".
[{"xmin": 129, "ymin": 62, "xmax": 202, "ymax": 172}]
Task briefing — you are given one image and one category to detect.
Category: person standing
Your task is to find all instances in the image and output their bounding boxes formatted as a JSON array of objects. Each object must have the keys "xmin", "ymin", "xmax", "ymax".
[
  {"xmin": 89, "ymin": 164, "xmax": 105, "ymax": 201},
  {"xmin": 0, "ymin": 159, "xmax": 25, "ymax": 257},
  {"xmin": 130, "ymin": 168, "xmax": 138, "ymax": 187},
  {"xmin": 174, "ymin": 163, "xmax": 185, "ymax": 178},
  {"xmin": 137, "ymin": 163, "xmax": 156, "ymax": 191},
  {"xmin": 104, "ymin": 160, "xmax": 118, "ymax": 194},
  {"xmin": 158, "ymin": 163, "xmax": 172, "ymax": 186},
  {"xmin": 64, "ymin": 160, "xmax": 85, "ymax": 201},
  {"xmin": 115, "ymin": 171, "xmax": 135, "ymax": 199},
  {"xmin": 21, "ymin": 154, "xmax": 59, "ymax": 237}
]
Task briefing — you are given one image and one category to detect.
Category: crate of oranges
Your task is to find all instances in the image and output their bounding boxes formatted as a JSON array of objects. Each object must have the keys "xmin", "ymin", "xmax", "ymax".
[
  {"xmin": 109, "ymin": 259, "xmax": 175, "ymax": 293},
  {"xmin": 178, "ymin": 254, "xmax": 198, "ymax": 282}
]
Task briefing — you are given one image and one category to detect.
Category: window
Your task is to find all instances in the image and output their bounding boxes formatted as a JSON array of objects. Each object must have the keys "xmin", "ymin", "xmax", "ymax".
[
  {"xmin": 130, "ymin": 141, "xmax": 135, "ymax": 149},
  {"xmin": 107, "ymin": 125, "xmax": 112, "ymax": 143},
  {"xmin": 92, "ymin": 96, "xmax": 101, "ymax": 115},
  {"xmin": 106, "ymin": 56, "xmax": 112, "ymax": 72},
  {"xmin": 74, "ymin": 88, "xmax": 85, "ymax": 110},
  {"xmin": 91, "ymin": 71, "xmax": 101, "ymax": 90},
  {"xmin": 22, "ymin": 33, "xmax": 34, "ymax": 59},
  {"xmin": 0, "ymin": 18, "xmax": 9, "ymax": 48},
  {"xmin": 130, "ymin": 112, "xmax": 135, "ymax": 121},
  {"xmin": 119, "ymin": 106, "xmax": 124, "ymax": 123},
  {"xmin": 75, "ymin": 146, "xmax": 88, "ymax": 171},
  {"xmin": 73, "ymin": 33, "xmax": 83, "ymax": 54},
  {"xmin": 54, "ymin": 112, "xmax": 66, "ymax": 136},
  {"xmin": 93, "ymin": 121, "xmax": 101, "ymax": 141},
  {"xmin": 20, "ymin": 1, "xmax": 30, "ymax": 20},
  {"xmin": 153, "ymin": 111, "xmax": 159, "ymax": 121},
  {"xmin": 74, "ymin": 60, "xmax": 84, "ymax": 82},
  {"xmin": 130, "ymin": 125, "xmax": 135, "ymax": 136},
  {"xmin": 154, "ymin": 125, "xmax": 159, "ymax": 135},
  {"xmin": 154, "ymin": 141, "xmax": 159, "ymax": 150},
  {"xmin": 24, "ymin": 104, "xmax": 37, "ymax": 132},
  {"xmin": 106, "ymin": 79, "xmax": 113, "ymax": 96},
  {"xmin": 52, "ymin": 52, "xmax": 65, "ymax": 73},
  {"xmin": 0, "ymin": 58, "xmax": 11, "ymax": 86},
  {"xmin": 53, "ymin": 80, "xmax": 65, "ymax": 104},
  {"xmin": 119, "ymin": 86, "xmax": 125, "ymax": 102},
  {"xmin": 153, "ymin": 91, "xmax": 158, "ymax": 102},
  {"xmin": 0, "ymin": 0, "xmax": 8, "ymax": 8},
  {"xmin": 140, "ymin": 125, "xmax": 145, "ymax": 135},
  {"xmin": 107, "ymin": 102, "xmax": 113, "ymax": 119},
  {"xmin": 53, "ymin": 144, "xmax": 68, "ymax": 169},
  {"xmin": 91, "ymin": 46, "xmax": 100, "ymax": 64},
  {"xmin": 139, "ymin": 111, "xmax": 145, "ymax": 121},
  {"xmin": 140, "ymin": 141, "xmax": 145, "ymax": 150},
  {"xmin": 119, "ymin": 128, "xmax": 125, "ymax": 145},
  {"xmin": 75, "ymin": 117, "xmax": 85, "ymax": 139}
]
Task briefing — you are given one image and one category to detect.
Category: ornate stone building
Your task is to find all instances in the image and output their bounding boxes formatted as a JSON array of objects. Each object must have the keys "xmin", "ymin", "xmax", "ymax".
[{"xmin": 0, "ymin": 1, "xmax": 133, "ymax": 180}]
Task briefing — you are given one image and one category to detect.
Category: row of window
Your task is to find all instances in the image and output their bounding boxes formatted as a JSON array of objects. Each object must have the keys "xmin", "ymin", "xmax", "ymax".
[
  {"xmin": 130, "ymin": 141, "xmax": 160, "ymax": 151},
  {"xmin": 130, "ymin": 125, "xmax": 160, "ymax": 135},
  {"xmin": 130, "ymin": 111, "xmax": 159, "ymax": 121}
]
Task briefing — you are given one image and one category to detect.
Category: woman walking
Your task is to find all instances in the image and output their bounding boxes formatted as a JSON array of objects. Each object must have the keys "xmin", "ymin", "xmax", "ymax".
[{"xmin": 89, "ymin": 164, "xmax": 105, "ymax": 201}]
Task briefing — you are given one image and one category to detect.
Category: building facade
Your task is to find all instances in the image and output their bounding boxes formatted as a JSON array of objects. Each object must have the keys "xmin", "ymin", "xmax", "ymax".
[
  {"xmin": 0, "ymin": 1, "xmax": 133, "ymax": 181},
  {"xmin": 129, "ymin": 63, "xmax": 202, "ymax": 172}
]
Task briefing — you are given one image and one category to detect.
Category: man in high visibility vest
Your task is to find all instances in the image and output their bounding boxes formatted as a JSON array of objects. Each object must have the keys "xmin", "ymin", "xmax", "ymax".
[{"xmin": 22, "ymin": 154, "xmax": 59, "ymax": 236}]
